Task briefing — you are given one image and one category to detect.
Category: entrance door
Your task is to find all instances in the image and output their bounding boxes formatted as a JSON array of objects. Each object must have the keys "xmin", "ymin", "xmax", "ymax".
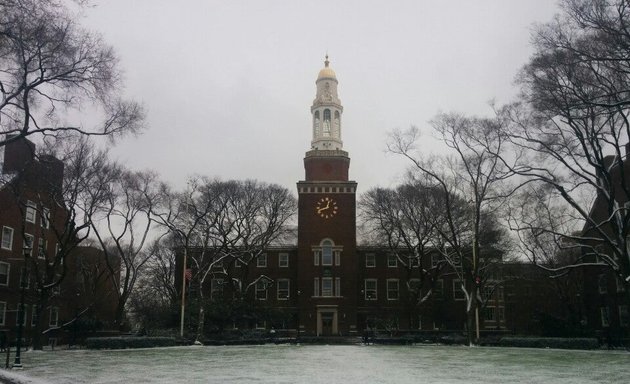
[{"xmin": 321, "ymin": 312, "xmax": 334, "ymax": 336}]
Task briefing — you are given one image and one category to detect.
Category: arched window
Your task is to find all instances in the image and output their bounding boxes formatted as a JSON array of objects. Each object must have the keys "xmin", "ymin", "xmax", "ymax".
[
  {"xmin": 321, "ymin": 239, "xmax": 333, "ymax": 265},
  {"xmin": 323, "ymin": 109, "xmax": 331, "ymax": 136},
  {"xmin": 314, "ymin": 111, "xmax": 320, "ymax": 136}
]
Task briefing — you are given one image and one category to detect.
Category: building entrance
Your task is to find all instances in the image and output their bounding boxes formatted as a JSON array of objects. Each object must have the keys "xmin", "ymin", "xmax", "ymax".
[{"xmin": 316, "ymin": 307, "xmax": 338, "ymax": 336}]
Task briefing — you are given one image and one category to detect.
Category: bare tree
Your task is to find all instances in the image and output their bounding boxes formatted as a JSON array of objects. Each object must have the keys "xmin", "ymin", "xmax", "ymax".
[
  {"xmin": 161, "ymin": 178, "xmax": 296, "ymax": 342},
  {"xmin": 388, "ymin": 113, "xmax": 512, "ymax": 345},
  {"xmin": 0, "ymin": 0, "xmax": 144, "ymax": 147},
  {"xmin": 360, "ymin": 181, "xmax": 446, "ymax": 324},
  {"xmin": 500, "ymin": 0, "xmax": 630, "ymax": 297},
  {"xmin": 81, "ymin": 167, "xmax": 165, "ymax": 329}
]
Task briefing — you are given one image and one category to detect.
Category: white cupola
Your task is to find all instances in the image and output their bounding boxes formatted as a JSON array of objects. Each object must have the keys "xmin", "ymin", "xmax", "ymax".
[{"xmin": 310, "ymin": 55, "xmax": 343, "ymax": 151}]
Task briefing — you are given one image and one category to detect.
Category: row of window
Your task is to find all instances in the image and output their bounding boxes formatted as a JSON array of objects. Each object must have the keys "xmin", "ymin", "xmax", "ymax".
[
  {"xmin": 255, "ymin": 253, "xmax": 290, "ymax": 268},
  {"xmin": 600, "ymin": 305, "xmax": 629, "ymax": 327},
  {"xmin": 0, "ymin": 262, "xmax": 62, "ymax": 294},
  {"xmin": 1, "ymin": 226, "xmax": 59, "ymax": 258},
  {"xmin": 597, "ymin": 274, "xmax": 626, "ymax": 294},
  {"xmin": 0, "ymin": 302, "xmax": 58, "ymax": 327}
]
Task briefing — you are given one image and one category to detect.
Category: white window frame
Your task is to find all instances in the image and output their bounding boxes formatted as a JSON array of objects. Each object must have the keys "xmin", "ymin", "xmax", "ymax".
[
  {"xmin": 31, "ymin": 306, "xmax": 39, "ymax": 326},
  {"xmin": 321, "ymin": 277, "xmax": 333, "ymax": 297},
  {"xmin": 257, "ymin": 253, "xmax": 267, "ymax": 268},
  {"xmin": 38, "ymin": 238, "xmax": 46, "ymax": 259},
  {"xmin": 365, "ymin": 253, "xmax": 376, "ymax": 268},
  {"xmin": 387, "ymin": 279, "xmax": 399, "ymax": 300},
  {"xmin": 278, "ymin": 253, "xmax": 289, "ymax": 268},
  {"xmin": 49, "ymin": 306, "xmax": 59, "ymax": 327},
  {"xmin": 387, "ymin": 253, "xmax": 397, "ymax": 268},
  {"xmin": 314, "ymin": 278, "xmax": 319, "ymax": 296},
  {"xmin": 364, "ymin": 279, "xmax": 377, "ymax": 300},
  {"xmin": 25, "ymin": 200, "xmax": 37, "ymax": 224},
  {"xmin": 0, "ymin": 262, "xmax": 9, "ymax": 286},
  {"xmin": 277, "ymin": 279, "xmax": 290, "ymax": 300},
  {"xmin": 255, "ymin": 280, "xmax": 267, "ymax": 300},
  {"xmin": 41, "ymin": 207, "xmax": 50, "ymax": 229},
  {"xmin": 23, "ymin": 233, "xmax": 34, "ymax": 256},
  {"xmin": 1, "ymin": 226, "xmax": 13, "ymax": 250},
  {"xmin": 322, "ymin": 245, "xmax": 333, "ymax": 266},
  {"xmin": 335, "ymin": 277, "xmax": 341, "ymax": 297}
]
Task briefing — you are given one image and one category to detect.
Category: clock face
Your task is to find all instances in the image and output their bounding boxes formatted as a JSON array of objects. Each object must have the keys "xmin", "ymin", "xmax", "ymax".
[{"xmin": 315, "ymin": 196, "xmax": 339, "ymax": 219}]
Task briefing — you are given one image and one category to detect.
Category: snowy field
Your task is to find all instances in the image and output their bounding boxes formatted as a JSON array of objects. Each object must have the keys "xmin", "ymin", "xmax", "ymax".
[{"xmin": 1, "ymin": 344, "xmax": 629, "ymax": 384}]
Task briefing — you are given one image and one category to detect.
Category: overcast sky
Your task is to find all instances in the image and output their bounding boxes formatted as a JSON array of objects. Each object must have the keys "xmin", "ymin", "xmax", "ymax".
[{"xmin": 80, "ymin": 0, "xmax": 561, "ymax": 194}]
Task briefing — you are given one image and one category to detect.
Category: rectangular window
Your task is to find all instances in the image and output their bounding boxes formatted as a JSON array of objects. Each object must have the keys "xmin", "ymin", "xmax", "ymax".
[
  {"xmin": 31, "ymin": 306, "xmax": 38, "ymax": 326},
  {"xmin": 497, "ymin": 307, "xmax": 505, "ymax": 322},
  {"xmin": 600, "ymin": 307, "xmax": 610, "ymax": 327},
  {"xmin": 313, "ymin": 251, "xmax": 320, "ymax": 266},
  {"xmin": 387, "ymin": 279, "xmax": 399, "ymax": 300},
  {"xmin": 364, "ymin": 279, "xmax": 377, "ymax": 300},
  {"xmin": 38, "ymin": 238, "xmax": 46, "ymax": 259},
  {"xmin": 334, "ymin": 251, "xmax": 341, "ymax": 266},
  {"xmin": 387, "ymin": 254, "xmax": 397, "ymax": 268},
  {"xmin": 0, "ymin": 262, "xmax": 9, "ymax": 286},
  {"xmin": 598, "ymin": 274, "xmax": 608, "ymax": 294},
  {"xmin": 41, "ymin": 208, "xmax": 50, "ymax": 229},
  {"xmin": 335, "ymin": 277, "xmax": 341, "ymax": 297},
  {"xmin": 255, "ymin": 281, "xmax": 267, "ymax": 300},
  {"xmin": 23, "ymin": 233, "xmax": 34, "ymax": 256},
  {"xmin": 211, "ymin": 278, "xmax": 224, "ymax": 300},
  {"xmin": 453, "ymin": 280, "xmax": 465, "ymax": 300},
  {"xmin": 321, "ymin": 277, "xmax": 333, "ymax": 296},
  {"xmin": 257, "ymin": 253, "xmax": 267, "ymax": 267},
  {"xmin": 314, "ymin": 278, "xmax": 319, "ymax": 296},
  {"xmin": 0, "ymin": 302, "xmax": 5, "ymax": 325},
  {"xmin": 277, "ymin": 279, "xmax": 290, "ymax": 300},
  {"xmin": 278, "ymin": 253, "xmax": 289, "ymax": 267},
  {"xmin": 619, "ymin": 305, "xmax": 629, "ymax": 327},
  {"xmin": 409, "ymin": 255, "xmax": 420, "ymax": 267},
  {"xmin": 1, "ymin": 226, "xmax": 13, "ymax": 250},
  {"xmin": 19, "ymin": 267, "xmax": 29, "ymax": 289},
  {"xmin": 322, "ymin": 249, "xmax": 333, "ymax": 266},
  {"xmin": 49, "ymin": 306, "xmax": 59, "ymax": 327},
  {"xmin": 25, "ymin": 200, "xmax": 37, "ymax": 224},
  {"xmin": 434, "ymin": 280, "xmax": 444, "ymax": 299},
  {"xmin": 484, "ymin": 307, "xmax": 496, "ymax": 322},
  {"xmin": 365, "ymin": 253, "xmax": 376, "ymax": 268}
]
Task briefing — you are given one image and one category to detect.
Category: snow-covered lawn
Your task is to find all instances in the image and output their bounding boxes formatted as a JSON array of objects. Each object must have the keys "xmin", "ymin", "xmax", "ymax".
[{"xmin": 1, "ymin": 344, "xmax": 628, "ymax": 384}]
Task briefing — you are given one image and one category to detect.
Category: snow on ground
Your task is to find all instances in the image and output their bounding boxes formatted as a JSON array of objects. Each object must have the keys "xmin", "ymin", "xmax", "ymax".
[{"xmin": 0, "ymin": 344, "xmax": 628, "ymax": 384}]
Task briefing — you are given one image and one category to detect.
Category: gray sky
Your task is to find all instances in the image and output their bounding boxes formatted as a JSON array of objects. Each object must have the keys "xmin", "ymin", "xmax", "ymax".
[{"xmin": 80, "ymin": 0, "xmax": 561, "ymax": 194}]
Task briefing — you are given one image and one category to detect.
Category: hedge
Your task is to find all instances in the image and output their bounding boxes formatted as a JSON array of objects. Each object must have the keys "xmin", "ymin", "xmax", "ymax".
[
  {"xmin": 85, "ymin": 336, "xmax": 177, "ymax": 349},
  {"xmin": 498, "ymin": 337, "xmax": 599, "ymax": 350}
]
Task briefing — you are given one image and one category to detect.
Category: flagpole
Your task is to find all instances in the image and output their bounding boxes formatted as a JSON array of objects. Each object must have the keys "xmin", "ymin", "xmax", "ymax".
[{"xmin": 180, "ymin": 250, "xmax": 187, "ymax": 338}]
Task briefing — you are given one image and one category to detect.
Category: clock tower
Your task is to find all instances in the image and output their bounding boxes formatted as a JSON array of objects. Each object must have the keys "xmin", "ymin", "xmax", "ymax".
[{"xmin": 296, "ymin": 56, "xmax": 358, "ymax": 336}]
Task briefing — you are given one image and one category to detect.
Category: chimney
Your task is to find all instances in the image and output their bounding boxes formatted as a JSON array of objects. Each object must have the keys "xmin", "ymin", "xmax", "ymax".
[
  {"xmin": 39, "ymin": 155, "xmax": 64, "ymax": 191},
  {"xmin": 2, "ymin": 134, "xmax": 36, "ymax": 174}
]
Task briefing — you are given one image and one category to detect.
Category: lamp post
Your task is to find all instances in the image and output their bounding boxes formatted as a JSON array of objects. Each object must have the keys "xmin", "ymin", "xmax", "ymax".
[{"xmin": 13, "ymin": 247, "xmax": 30, "ymax": 369}]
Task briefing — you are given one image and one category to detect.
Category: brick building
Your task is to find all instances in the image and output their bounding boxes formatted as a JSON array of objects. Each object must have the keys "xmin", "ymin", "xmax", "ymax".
[
  {"xmin": 179, "ymin": 58, "xmax": 509, "ymax": 337},
  {"xmin": 0, "ymin": 136, "xmax": 118, "ymax": 347}
]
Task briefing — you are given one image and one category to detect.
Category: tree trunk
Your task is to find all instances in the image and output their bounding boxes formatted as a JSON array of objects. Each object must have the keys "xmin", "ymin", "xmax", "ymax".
[{"xmin": 195, "ymin": 285, "xmax": 206, "ymax": 343}]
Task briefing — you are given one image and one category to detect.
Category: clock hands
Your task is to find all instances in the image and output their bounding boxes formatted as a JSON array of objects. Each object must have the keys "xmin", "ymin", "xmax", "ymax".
[{"xmin": 317, "ymin": 200, "xmax": 330, "ymax": 213}]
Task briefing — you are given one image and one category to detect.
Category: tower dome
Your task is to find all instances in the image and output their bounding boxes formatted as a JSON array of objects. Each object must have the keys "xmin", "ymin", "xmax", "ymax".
[{"xmin": 317, "ymin": 55, "xmax": 337, "ymax": 81}]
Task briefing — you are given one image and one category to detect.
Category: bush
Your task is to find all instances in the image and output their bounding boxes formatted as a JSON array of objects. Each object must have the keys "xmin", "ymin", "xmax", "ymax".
[
  {"xmin": 498, "ymin": 337, "xmax": 599, "ymax": 350},
  {"xmin": 85, "ymin": 336, "xmax": 177, "ymax": 349}
]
